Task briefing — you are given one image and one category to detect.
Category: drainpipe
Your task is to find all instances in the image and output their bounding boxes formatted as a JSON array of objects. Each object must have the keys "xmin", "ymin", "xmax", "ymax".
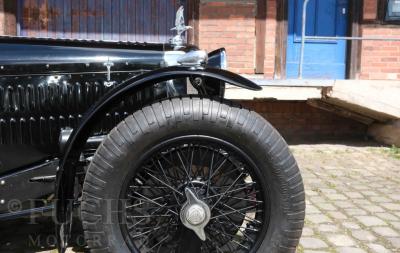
[{"xmin": 298, "ymin": 0, "xmax": 310, "ymax": 79}]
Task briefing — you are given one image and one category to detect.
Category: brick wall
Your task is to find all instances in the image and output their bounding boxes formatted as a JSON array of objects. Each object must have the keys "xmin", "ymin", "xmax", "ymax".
[
  {"xmin": 363, "ymin": 0, "xmax": 378, "ymax": 20},
  {"xmin": 360, "ymin": 28, "xmax": 400, "ymax": 80},
  {"xmin": 198, "ymin": 0, "xmax": 400, "ymax": 80},
  {"xmin": 198, "ymin": 0, "xmax": 257, "ymax": 74},
  {"xmin": 0, "ymin": 0, "xmax": 4, "ymax": 35},
  {"xmin": 264, "ymin": 0, "xmax": 277, "ymax": 78},
  {"xmin": 198, "ymin": 0, "xmax": 278, "ymax": 77},
  {"xmin": 0, "ymin": 0, "xmax": 398, "ymax": 80},
  {"xmin": 360, "ymin": 0, "xmax": 400, "ymax": 80},
  {"xmin": 241, "ymin": 100, "xmax": 368, "ymax": 142}
]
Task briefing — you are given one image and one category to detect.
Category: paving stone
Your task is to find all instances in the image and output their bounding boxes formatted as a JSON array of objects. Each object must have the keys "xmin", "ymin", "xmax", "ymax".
[
  {"xmin": 337, "ymin": 247, "xmax": 367, "ymax": 253},
  {"xmin": 344, "ymin": 208, "xmax": 368, "ymax": 216},
  {"xmin": 367, "ymin": 243, "xmax": 392, "ymax": 253},
  {"xmin": 7, "ymin": 143, "xmax": 400, "ymax": 252},
  {"xmin": 316, "ymin": 203, "xmax": 337, "ymax": 211},
  {"xmin": 306, "ymin": 189, "xmax": 319, "ymax": 196},
  {"xmin": 379, "ymin": 188, "xmax": 394, "ymax": 194},
  {"xmin": 352, "ymin": 184, "xmax": 370, "ymax": 190},
  {"xmin": 386, "ymin": 237, "xmax": 400, "ymax": 248},
  {"xmin": 362, "ymin": 205, "xmax": 386, "ymax": 213},
  {"xmin": 372, "ymin": 227, "xmax": 399, "ymax": 237},
  {"xmin": 381, "ymin": 203, "xmax": 400, "ymax": 211},
  {"xmin": 353, "ymin": 199, "xmax": 373, "ymax": 206},
  {"xmin": 326, "ymin": 193, "xmax": 348, "ymax": 200},
  {"xmin": 318, "ymin": 224, "xmax": 339, "ymax": 233},
  {"xmin": 300, "ymin": 237, "xmax": 328, "ymax": 249},
  {"xmin": 344, "ymin": 192, "xmax": 363, "ymax": 199},
  {"xmin": 342, "ymin": 222, "xmax": 362, "ymax": 230},
  {"xmin": 362, "ymin": 191, "xmax": 379, "ymax": 196},
  {"xmin": 351, "ymin": 230, "xmax": 377, "ymax": 242},
  {"xmin": 302, "ymin": 227, "xmax": 315, "ymax": 236},
  {"xmin": 391, "ymin": 221, "xmax": 400, "ymax": 229},
  {"xmin": 328, "ymin": 211, "xmax": 347, "ymax": 220},
  {"xmin": 369, "ymin": 196, "xmax": 392, "ymax": 203},
  {"xmin": 375, "ymin": 212, "xmax": 399, "ymax": 221},
  {"xmin": 320, "ymin": 188, "xmax": 338, "ymax": 194},
  {"xmin": 303, "ymin": 251, "xmax": 330, "ymax": 253},
  {"xmin": 355, "ymin": 216, "xmax": 387, "ymax": 226},
  {"xmin": 307, "ymin": 214, "xmax": 332, "ymax": 224},
  {"xmin": 334, "ymin": 201, "xmax": 355, "ymax": 209},
  {"xmin": 310, "ymin": 196, "xmax": 326, "ymax": 203},
  {"xmin": 306, "ymin": 204, "xmax": 322, "ymax": 214},
  {"xmin": 388, "ymin": 194, "xmax": 400, "ymax": 201},
  {"xmin": 326, "ymin": 234, "xmax": 356, "ymax": 247}
]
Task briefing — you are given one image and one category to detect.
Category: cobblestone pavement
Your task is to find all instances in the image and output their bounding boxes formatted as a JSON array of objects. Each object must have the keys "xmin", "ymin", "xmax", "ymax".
[
  {"xmin": 1, "ymin": 142, "xmax": 399, "ymax": 253},
  {"xmin": 292, "ymin": 143, "xmax": 400, "ymax": 253}
]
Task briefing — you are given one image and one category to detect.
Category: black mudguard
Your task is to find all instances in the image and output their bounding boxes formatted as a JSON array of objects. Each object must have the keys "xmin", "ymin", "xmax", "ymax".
[{"xmin": 55, "ymin": 66, "xmax": 261, "ymax": 251}]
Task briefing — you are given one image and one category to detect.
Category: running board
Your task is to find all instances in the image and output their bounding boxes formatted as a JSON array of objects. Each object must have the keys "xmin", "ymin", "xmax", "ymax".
[
  {"xmin": 0, "ymin": 159, "xmax": 58, "ymax": 214},
  {"xmin": 0, "ymin": 204, "xmax": 54, "ymax": 221}
]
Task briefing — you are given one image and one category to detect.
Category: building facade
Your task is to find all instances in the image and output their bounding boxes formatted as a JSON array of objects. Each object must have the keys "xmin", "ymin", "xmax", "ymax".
[
  {"xmin": 195, "ymin": 0, "xmax": 400, "ymax": 80},
  {"xmin": 0, "ymin": 0, "xmax": 399, "ymax": 144},
  {"xmin": 1, "ymin": 0, "xmax": 399, "ymax": 80}
]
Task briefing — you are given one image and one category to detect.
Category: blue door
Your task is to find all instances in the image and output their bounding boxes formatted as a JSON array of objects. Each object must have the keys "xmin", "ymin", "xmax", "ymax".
[{"xmin": 286, "ymin": 0, "xmax": 349, "ymax": 79}]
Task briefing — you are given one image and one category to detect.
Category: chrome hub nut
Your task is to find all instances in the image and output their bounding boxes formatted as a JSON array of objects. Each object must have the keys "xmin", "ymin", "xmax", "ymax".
[
  {"xmin": 180, "ymin": 188, "xmax": 211, "ymax": 241},
  {"xmin": 186, "ymin": 204, "xmax": 206, "ymax": 225}
]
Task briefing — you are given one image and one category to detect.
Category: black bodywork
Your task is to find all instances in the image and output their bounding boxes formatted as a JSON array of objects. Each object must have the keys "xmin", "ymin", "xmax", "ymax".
[
  {"xmin": 1, "ymin": 37, "xmax": 172, "ymax": 172},
  {"xmin": 0, "ymin": 36, "xmax": 261, "ymax": 250}
]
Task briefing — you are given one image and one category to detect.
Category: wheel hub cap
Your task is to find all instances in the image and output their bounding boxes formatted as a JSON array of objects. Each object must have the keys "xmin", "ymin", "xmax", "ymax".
[
  {"xmin": 180, "ymin": 188, "xmax": 211, "ymax": 241},
  {"xmin": 186, "ymin": 204, "xmax": 206, "ymax": 225}
]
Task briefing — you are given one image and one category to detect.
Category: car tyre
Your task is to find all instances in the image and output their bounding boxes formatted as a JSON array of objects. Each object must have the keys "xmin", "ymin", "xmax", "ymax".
[{"xmin": 81, "ymin": 97, "xmax": 305, "ymax": 253}]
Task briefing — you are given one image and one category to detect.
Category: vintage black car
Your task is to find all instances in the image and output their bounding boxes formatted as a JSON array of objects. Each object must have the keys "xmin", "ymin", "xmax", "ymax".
[{"xmin": 0, "ymin": 8, "xmax": 305, "ymax": 253}]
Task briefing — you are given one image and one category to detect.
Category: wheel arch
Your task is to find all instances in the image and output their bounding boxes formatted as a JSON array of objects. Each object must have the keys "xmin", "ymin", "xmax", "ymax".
[{"xmin": 55, "ymin": 66, "xmax": 261, "ymax": 251}]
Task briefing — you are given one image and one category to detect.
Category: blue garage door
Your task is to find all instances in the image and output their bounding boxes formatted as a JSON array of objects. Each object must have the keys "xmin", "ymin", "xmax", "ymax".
[
  {"xmin": 17, "ymin": 0, "xmax": 185, "ymax": 43},
  {"xmin": 286, "ymin": 0, "xmax": 349, "ymax": 79}
]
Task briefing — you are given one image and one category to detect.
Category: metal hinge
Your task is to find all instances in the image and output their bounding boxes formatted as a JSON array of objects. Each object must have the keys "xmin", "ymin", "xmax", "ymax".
[
  {"xmin": 103, "ymin": 59, "xmax": 115, "ymax": 87},
  {"xmin": 30, "ymin": 175, "xmax": 56, "ymax": 183}
]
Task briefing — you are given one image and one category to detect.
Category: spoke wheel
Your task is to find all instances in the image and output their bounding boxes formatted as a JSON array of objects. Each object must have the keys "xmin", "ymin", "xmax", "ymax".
[
  {"xmin": 119, "ymin": 136, "xmax": 270, "ymax": 253},
  {"xmin": 81, "ymin": 97, "xmax": 305, "ymax": 253}
]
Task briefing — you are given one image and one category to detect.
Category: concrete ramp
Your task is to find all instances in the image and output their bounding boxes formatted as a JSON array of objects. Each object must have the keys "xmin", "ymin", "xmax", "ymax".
[
  {"xmin": 226, "ymin": 78, "xmax": 400, "ymax": 145},
  {"xmin": 226, "ymin": 78, "xmax": 400, "ymax": 123},
  {"xmin": 325, "ymin": 80, "xmax": 400, "ymax": 122},
  {"xmin": 225, "ymin": 79, "xmax": 331, "ymax": 101}
]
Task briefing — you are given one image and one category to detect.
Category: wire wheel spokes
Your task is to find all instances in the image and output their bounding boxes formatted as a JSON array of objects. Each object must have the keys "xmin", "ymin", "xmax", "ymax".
[{"xmin": 121, "ymin": 138, "xmax": 268, "ymax": 253}]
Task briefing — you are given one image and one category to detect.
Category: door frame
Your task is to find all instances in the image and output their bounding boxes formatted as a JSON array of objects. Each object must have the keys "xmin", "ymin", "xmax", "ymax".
[
  {"xmin": 2, "ymin": 0, "xmax": 17, "ymax": 36},
  {"xmin": 187, "ymin": 0, "xmax": 200, "ymax": 46},
  {"xmin": 275, "ymin": 0, "xmax": 362, "ymax": 79}
]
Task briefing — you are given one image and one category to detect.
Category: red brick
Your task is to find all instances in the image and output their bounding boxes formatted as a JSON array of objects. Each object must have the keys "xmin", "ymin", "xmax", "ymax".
[
  {"xmin": 240, "ymin": 100, "xmax": 367, "ymax": 141},
  {"xmin": 199, "ymin": 2, "xmax": 256, "ymax": 74},
  {"xmin": 359, "ymin": 25, "xmax": 400, "ymax": 79},
  {"xmin": 363, "ymin": 0, "xmax": 378, "ymax": 20},
  {"xmin": 0, "ymin": 0, "xmax": 4, "ymax": 35},
  {"xmin": 381, "ymin": 68, "xmax": 400, "ymax": 73},
  {"xmin": 198, "ymin": 0, "xmax": 399, "ymax": 80},
  {"xmin": 263, "ymin": 0, "xmax": 277, "ymax": 75}
]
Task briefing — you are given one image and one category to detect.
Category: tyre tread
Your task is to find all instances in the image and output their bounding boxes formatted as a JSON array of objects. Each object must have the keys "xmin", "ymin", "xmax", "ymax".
[{"xmin": 81, "ymin": 97, "xmax": 305, "ymax": 253}]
